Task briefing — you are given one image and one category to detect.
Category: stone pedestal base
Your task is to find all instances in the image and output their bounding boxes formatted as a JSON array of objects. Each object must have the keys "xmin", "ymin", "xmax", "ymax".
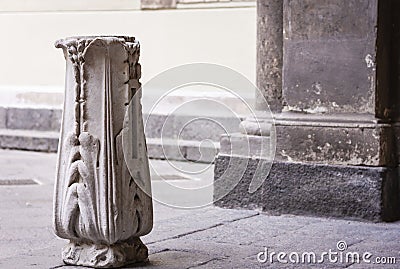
[
  {"xmin": 214, "ymin": 113, "xmax": 400, "ymax": 222},
  {"xmin": 62, "ymin": 238, "xmax": 148, "ymax": 268},
  {"xmin": 214, "ymin": 154, "xmax": 400, "ymax": 222}
]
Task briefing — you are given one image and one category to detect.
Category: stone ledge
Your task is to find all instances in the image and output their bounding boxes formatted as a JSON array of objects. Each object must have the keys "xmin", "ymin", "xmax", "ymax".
[
  {"xmin": 239, "ymin": 112, "xmax": 397, "ymax": 166},
  {"xmin": 5, "ymin": 107, "xmax": 61, "ymax": 132},
  {"xmin": 0, "ymin": 106, "xmax": 226, "ymax": 162},
  {"xmin": 0, "ymin": 106, "xmax": 238, "ymax": 141},
  {"xmin": 275, "ymin": 123, "xmax": 394, "ymax": 166},
  {"xmin": 147, "ymin": 138, "xmax": 219, "ymax": 163},
  {"xmin": 0, "ymin": 129, "xmax": 59, "ymax": 152},
  {"xmin": 0, "ymin": 129, "xmax": 218, "ymax": 163},
  {"xmin": 214, "ymin": 155, "xmax": 400, "ymax": 222}
]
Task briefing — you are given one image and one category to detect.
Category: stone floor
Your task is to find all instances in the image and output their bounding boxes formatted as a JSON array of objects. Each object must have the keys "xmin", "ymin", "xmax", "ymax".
[{"xmin": 0, "ymin": 150, "xmax": 399, "ymax": 268}]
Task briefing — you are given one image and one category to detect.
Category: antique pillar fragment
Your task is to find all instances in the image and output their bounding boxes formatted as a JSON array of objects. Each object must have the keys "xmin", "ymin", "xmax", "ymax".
[{"xmin": 53, "ymin": 36, "xmax": 153, "ymax": 268}]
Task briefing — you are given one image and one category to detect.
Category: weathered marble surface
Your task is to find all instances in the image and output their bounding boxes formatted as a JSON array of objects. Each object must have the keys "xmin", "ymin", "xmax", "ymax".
[{"xmin": 54, "ymin": 36, "xmax": 153, "ymax": 268}]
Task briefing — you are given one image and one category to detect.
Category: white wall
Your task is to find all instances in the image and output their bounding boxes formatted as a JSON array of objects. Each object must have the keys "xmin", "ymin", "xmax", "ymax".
[
  {"xmin": 0, "ymin": 7, "xmax": 256, "ymax": 92},
  {"xmin": 0, "ymin": 0, "xmax": 141, "ymax": 12}
]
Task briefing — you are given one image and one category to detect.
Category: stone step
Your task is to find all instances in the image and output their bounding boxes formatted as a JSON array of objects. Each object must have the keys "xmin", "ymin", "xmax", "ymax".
[
  {"xmin": 0, "ymin": 106, "xmax": 230, "ymax": 163},
  {"xmin": 0, "ymin": 129, "xmax": 219, "ymax": 163},
  {"xmin": 0, "ymin": 107, "xmax": 239, "ymax": 142},
  {"xmin": 0, "ymin": 128, "xmax": 59, "ymax": 152},
  {"xmin": 147, "ymin": 138, "xmax": 219, "ymax": 163},
  {"xmin": 144, "ymin": 113, "xmax": 242, "ymax": 141},
  {"xmin": 0, "ymin": 107, "xmax": 61, "ymax": 132}
]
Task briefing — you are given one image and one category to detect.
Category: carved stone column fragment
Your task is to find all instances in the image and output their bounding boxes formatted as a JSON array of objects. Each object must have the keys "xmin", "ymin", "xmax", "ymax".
[{"xmin": 53, "ymin": 36, "xmax": 153, "ymax": 268}]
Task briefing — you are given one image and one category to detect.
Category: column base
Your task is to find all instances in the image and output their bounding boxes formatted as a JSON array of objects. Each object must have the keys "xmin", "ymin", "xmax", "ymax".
[
  {"xmin": 214, "ymin": 154, "xmax": 400, "ymax": 222},
  {"xmin": 214, "ymin": 112, "xmax": 400, "ymax": 222},
  {"xmin": 62, "ymin": 238, "xmax": 148, "ymax": 268}
]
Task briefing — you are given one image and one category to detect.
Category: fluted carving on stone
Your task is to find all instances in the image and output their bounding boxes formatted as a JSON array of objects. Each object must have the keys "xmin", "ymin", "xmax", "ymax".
[{"xmin": 54, "ymin": 36, "xmax": 153, "ymax": 268}]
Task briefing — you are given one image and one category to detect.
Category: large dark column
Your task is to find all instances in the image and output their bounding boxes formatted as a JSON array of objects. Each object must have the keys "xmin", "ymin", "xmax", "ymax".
[
  {"xmin": 256, "ymin": 0, "xmax": 283, "ymax": 112},
  {"xmin": 214, "ymin": 0, "xmax": 400, "ymax": 221}
]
